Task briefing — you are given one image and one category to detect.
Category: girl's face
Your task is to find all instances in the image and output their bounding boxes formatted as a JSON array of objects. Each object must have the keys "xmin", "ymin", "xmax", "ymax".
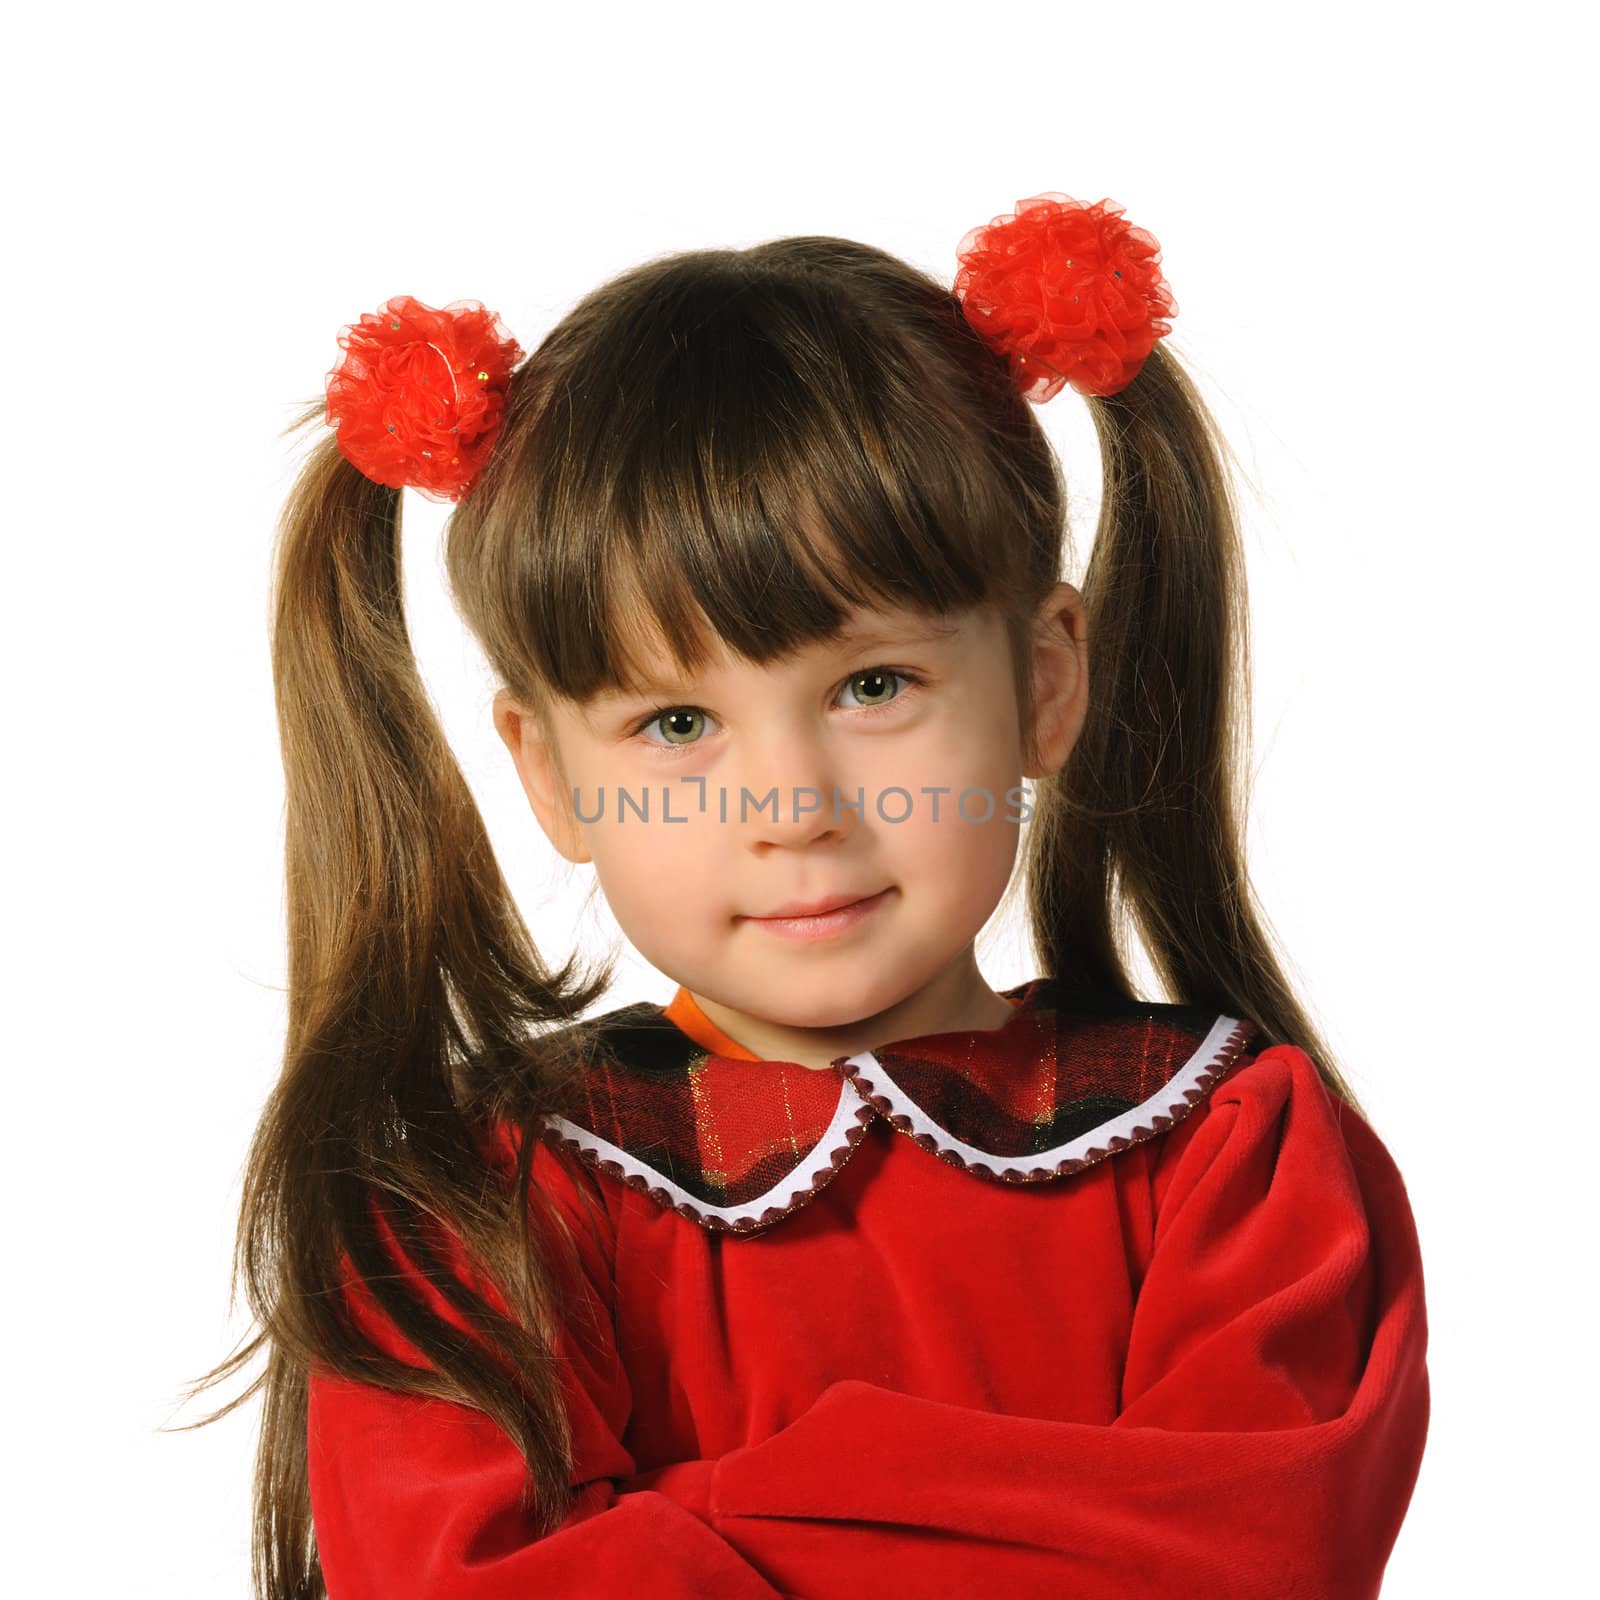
[{"xmin": 494, "ymin": 586, "xmax": 1087, "ymax": 1062}]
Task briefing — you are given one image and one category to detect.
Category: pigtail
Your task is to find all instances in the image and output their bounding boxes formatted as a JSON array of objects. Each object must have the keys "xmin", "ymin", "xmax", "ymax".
[
  {"xmin": 1025, "ymin": 343, "xmax": 1370, "ymax": 1124},
  {"xmin": 176, "ymin": 404, "xmax": 617, "ymax": 1599}
]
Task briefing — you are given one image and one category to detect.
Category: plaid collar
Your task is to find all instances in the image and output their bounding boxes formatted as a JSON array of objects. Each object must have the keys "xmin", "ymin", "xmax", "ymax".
[{"xmin": 539, "ymin": 977, "xmax": 1259, "ymax": 1236}]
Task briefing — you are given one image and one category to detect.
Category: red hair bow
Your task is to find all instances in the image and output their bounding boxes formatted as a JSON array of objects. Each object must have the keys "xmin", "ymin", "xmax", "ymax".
[
  {"xmin": 324, "ymin": 294, "xmax": 524, "ymax": 503},
  {"xmin": 953, "ymin": 193, "xmax": 1177, "ymax": 402}
]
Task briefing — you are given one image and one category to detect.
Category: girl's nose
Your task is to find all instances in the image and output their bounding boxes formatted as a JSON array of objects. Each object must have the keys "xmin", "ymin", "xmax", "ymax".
[{"xmin": 735, "ymin": 732, "xmax": 858, "ymax": 846}]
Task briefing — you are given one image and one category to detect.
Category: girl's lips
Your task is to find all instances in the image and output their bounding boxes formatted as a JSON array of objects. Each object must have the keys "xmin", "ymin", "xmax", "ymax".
[{"xmin": 742, "ymin": 887, "xmax": 894, "ymax": 942}]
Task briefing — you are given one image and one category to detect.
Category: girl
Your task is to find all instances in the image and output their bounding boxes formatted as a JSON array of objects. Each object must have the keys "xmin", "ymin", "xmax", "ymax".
[{"xmin": 192, "ymin": 192, "xmax": 1430, "ymax": 1598}]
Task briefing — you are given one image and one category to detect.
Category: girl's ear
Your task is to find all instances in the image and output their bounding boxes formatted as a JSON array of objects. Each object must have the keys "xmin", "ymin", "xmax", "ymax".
[
  {"xmin": 491, "ymin": 689, "xmax": 594, "ymax": 865},
  {"xmin": 1023, "ymin": 582, "xmax": 1090, "ymax": 779}
]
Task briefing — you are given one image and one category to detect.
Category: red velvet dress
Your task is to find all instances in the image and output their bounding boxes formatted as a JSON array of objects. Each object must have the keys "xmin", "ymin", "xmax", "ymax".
[{"xmin": 306, "ymin": 976, "xmax": 1430, "ymax": 1598}]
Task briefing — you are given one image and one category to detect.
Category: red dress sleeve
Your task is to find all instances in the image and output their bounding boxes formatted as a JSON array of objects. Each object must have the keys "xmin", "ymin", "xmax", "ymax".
[
  {"xmin": 693, "ymin": 1045, "xmax": 1431, "ymax": 1599},
  {"xmin": 305, "ymin": 1138, "xmax": 791, "ymax": 1600}
]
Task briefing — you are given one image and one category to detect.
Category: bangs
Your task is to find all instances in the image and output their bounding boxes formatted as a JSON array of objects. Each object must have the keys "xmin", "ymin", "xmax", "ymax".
[{"xmin": 506, "ymin": 249, "xmax": 1037, "ymax": 705}]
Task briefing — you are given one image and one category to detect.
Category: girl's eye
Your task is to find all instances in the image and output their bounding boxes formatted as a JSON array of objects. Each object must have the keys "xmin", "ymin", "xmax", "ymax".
[
  {"xmin": 837, "ymin": 668, "xmax": 909, "ymax": 711},
  {"xmin": 637, "ymin": 707, "xmax": 716, "ymax": 748},
  {"xmin": 631, "ymin": 667, "xmax": 920, "ymax": 749}
]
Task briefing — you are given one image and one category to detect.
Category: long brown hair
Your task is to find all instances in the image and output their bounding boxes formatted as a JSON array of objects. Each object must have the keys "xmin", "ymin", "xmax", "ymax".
[{"xmin": 174, "ymin": 234, "xmax": 1371, "ymax": 1598}]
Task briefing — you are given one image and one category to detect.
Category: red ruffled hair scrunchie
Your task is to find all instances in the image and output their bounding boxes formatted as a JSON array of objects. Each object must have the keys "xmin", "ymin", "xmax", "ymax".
[
  {"xmin": 324, "ymin": 294, "xmax": 524, "ymax": 503},
  {"xmin": 322, "ymin": 194, "xmax": 1172, "ymax": 500},
  {"xmin": 953, "ymin": 192, "xmax": 1177, "ymax": 402}
]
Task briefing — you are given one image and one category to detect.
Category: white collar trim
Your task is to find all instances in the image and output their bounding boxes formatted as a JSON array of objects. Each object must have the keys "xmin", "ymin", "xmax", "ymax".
[
  {"xmin": 840, "ymin": 1012, "xmax": 1249, "ymax": 1180},
  {"xmin": 541, "ymin": 1076, "xmax": 869, "ymax": 1233},
  {"xmin": 541, "ymin": 1011, "xmax": 1252, "ymax": 1230}
]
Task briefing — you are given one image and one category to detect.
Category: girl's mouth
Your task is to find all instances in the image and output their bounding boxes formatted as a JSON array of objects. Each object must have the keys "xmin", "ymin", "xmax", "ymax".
[{"xmin": 741, "ymin": 887, "xmax": 894, "ymax": 942}]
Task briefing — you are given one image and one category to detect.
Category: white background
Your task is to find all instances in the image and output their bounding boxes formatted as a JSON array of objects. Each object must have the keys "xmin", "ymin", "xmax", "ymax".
[{"xmin": 6, "ymin": 2, "xmax": 1593, "ymax": 1593}]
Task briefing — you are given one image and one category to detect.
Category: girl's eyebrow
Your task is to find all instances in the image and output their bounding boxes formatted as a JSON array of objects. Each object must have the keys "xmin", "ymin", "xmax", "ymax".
[
  {"xmin": 836, "ymin": 614, "xmax": 962, "ymax": 650},
  {"xmin": 595, "ymin": 616, "xmax": 962, "ymax": 704}
]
